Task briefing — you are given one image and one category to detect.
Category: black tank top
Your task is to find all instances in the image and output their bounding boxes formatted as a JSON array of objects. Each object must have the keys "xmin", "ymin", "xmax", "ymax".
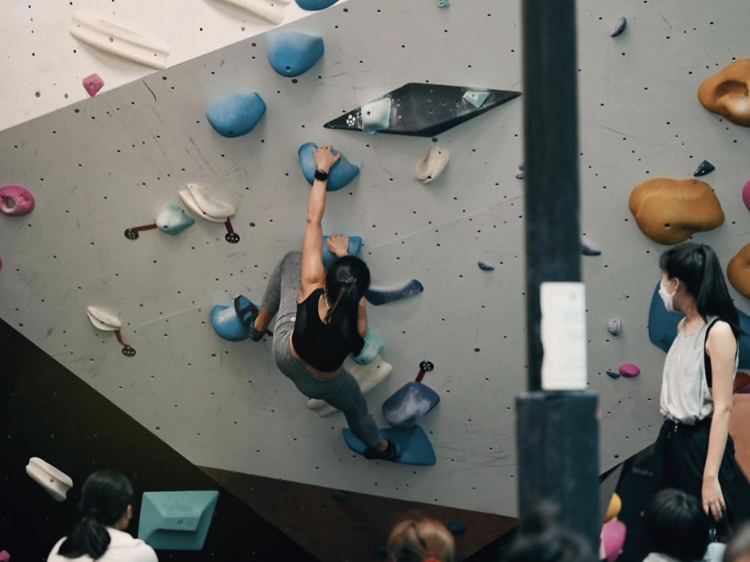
[{"xmin": 292, "ymin": 289, "xmax": 352, "ymax": 372}]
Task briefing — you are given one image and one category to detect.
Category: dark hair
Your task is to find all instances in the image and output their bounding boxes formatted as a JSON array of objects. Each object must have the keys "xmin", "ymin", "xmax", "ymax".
[
  {"xmin": 504, "ymin": 504, "xmax": 597, "ymax": 562},
  {"xmin": 58, "ymin": 470, "xmax": 134, "ymax": 560},
  {"xmin": 660, "ymin": 242, "xmax": 743, "ymax": 338},
  {"xmin": 643, "ymin": 489, "xmax": 710, "ymax": 561},
  {"xmin": 387, "ymin": 518, "xmax": 455, "ymax": 562},
  {"xmin": 324, "ymin": 255, "xmax": 370, "ymax": 356},
  {"xmin": 725, "ymin": 523, "xmax": 750, "ymax": 562}
]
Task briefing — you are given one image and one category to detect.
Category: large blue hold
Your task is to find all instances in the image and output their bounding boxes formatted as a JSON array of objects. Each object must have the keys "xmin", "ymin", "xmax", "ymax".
[
  {"xmin": 299, "ymin": 142, "xmax": 360, "ymax": 192},
  {"xmin": 322, "ymin": 235, "xmax": 362, "ymax": 266},
  {"xmin": 205, "ymin": 93, "xmax": 266, "ymax": 138},
  {"xmin": 266, "ymin": 30, "xmax": 324, "ymax": 78},
  {"xmin": 211, "ymin": 296, "xmax": 258, "ymax": 342},
  {"xmin": 342, "ymin": 425, "xmax": 437, "ymax": 466},
  {"xmin": 648, "ymin": 281, "xmax": 750, "ymax": 368},
  {"xmin": 383, "ymin": 382, "xmax": 440, "ymax": 429},
  {"xmin": 138, "ymin": 490, "xmax": 218, "ymax": 550},
  {"xmin": 295, "ymin": 0, "xmax": 339, "ymax": 10}
]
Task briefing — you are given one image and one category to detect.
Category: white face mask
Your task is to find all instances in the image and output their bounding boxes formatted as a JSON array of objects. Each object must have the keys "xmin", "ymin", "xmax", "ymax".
[{"xmin": 659, "ymin": 279, "xmax": 676, "ymax": 312}]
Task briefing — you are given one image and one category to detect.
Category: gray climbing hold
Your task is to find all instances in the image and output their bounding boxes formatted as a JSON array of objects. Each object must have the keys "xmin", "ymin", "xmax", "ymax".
[
  {"xmin": 607, "ymin": 318, "xmax": 622, "ymax": 336},
  {"xmin": 478, "ymin": 261, "xmax": 495, "ymax": 271},
  {"xmin": 581, "ymin": 236, "xmax": 602, "ymax": 256},
  {"xmin": 611, "ymin": 17, "xmax": 627, "ymax": 38},
  {"xmin": 606, "ymin": 370, "xmax": 621, "ymax": 379},
  {"xmin": 693, "ymin": 160, "xmax": 716, "ymax": 177},
  {"xmin": 362, "ymin": 97, "xmax": 392, "ymax": 134},
  {"xmin": 515, "ymin": 171, "xmax": 526, "ymax": 180},
  {"xmin": 463, "ymin": 91, "xmax": 489, "ymax": 109}
]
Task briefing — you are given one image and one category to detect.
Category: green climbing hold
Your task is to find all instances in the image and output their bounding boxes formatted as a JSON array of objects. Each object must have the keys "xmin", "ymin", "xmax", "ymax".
[{"xmin": 463, "ymin": 91, "xmax": 489, "ymax": 108}]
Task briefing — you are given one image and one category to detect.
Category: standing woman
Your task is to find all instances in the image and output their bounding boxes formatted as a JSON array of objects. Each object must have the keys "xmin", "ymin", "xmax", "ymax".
[
  {"xmin": 655, "ymin": 242, "xmax": 750, "ymax": 538},
  {"xmin": 240, "ymin": 144, "xmax": 398, "ymax": 461}
]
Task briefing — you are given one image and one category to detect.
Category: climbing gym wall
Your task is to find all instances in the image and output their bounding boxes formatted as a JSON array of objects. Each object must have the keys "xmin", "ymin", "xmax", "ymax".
[
  {"xmin": 0, "ymin": 0, "xmax": 346, "ymax": 132},
  {"xmin": 2, "ymin": 0, "xmax": 750, "ymax": 519}
]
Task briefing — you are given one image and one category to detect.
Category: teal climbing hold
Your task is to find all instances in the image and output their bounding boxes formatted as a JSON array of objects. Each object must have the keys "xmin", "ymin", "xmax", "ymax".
[
  {"xmin": 322, "ymin": 235, "xmax": 362, "ymax": 266},
  {"xmin": 298, "ymin": 142, "xmax": 360, "ymax": 192},
  {"xmin": 295, "ymin": 0, "xmax": 338, "ymax": 10},
  {"xmin": 362, "ymin": 98, "xmax": 392, "ymax": 135},
  {"xmin": 211, "ymin": 295, "xmax": 259, "ymax": 342},
  {"xmin": 156, "ymin": 203, "xmax": 195, "ymax": 235},
  {"xmin": 353, "ymin": 328, "xmax": 383, "ymax": 365},
  {"xmin": 463, "ymin": 91, "xmax": 489, "ymax": 108},
  {"xmin": 436, "ymin": 0, "xmax": 450, "ymax": 7},
  {"xmin": 342, "ymin": 425, "xmax": 436, "ymax": 465},
  {"xmin": 138, "ymin": 490, "xmax": 218, "ymax": 550},
  {"xmin": 205, "ymin": 93, "xmax": 266, "ymax": 138},
  {"xmin": 266, "ymin": 30, "xmax": 324, "ymax": 78}
]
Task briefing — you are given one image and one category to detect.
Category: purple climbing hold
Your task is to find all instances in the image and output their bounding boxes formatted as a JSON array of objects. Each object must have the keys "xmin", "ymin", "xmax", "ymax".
[
  {"xmin": 611, "ymin": 17, "xmax": 627, "ymax": 38},
  {"xmin": 618, "ymin": 363, "xmax": 640, "ymax": 378},
  {"xmin": 82, "ymin": 73, "xmax": 104, "ymax": 97},
  {"xmin": 693, "ymin": 160, "xmax": 716, "ymax": 177},
  {"xmin": 606, "ymin": 370, "xmax": 621, "ymax": 380},
  {"xmin": 478, "ymin": 260, "xmax": 495, "ymax": 271}
]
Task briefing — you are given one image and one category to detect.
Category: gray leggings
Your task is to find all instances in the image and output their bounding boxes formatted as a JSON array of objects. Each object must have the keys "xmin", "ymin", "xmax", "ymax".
[{"xmin": 261, "ymin": 251, "xmax": 381, "ymax": 447}]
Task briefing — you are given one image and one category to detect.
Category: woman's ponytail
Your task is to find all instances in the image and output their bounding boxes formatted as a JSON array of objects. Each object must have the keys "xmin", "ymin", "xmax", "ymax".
[
  {"xmin": 325, "ymin": 256, "xmax": 371, "ymax": 355},
  {"xmin": 57, "ymin": 470, "xmax": 133, "ymax": 560}
]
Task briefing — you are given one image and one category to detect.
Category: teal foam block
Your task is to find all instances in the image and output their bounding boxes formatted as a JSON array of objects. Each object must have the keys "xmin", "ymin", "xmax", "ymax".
[
  {"xmin": 322, "ymin": 235, "xmax": 362, "ymax": 266},
  {"xmin": 298, "ymin": 142, "xmax": 360, "ymax": 192},
  {"xmin": 343, "ymin": 425, "xmax": 436, "ymax": 466},
  {"xmin": 266, "ymin": 30, "xmax": 324, "ymax": 77},
  {"xmin": 205, "ymin": 93, "xmax": 266, "ymax": 138},
  {"xmin": 352, "ymin": 328, "xmax": 382, "ymax": 365},
  {"xmin": 648, "ymin": 281, "xmax": 750, "ymax": 367},
  {"xmin": 138, "ymin": 490, "xmax": 219, "ymax": 550}
]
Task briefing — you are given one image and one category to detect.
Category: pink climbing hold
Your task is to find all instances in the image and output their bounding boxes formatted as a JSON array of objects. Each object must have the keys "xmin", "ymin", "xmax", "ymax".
[
  {"xmin": 0, "ymin": 550, "xmax": 10, "ymax": 562},
  {"xmin": 601, "ymin": 519, "xmax": 626, "ymax": 562},
  {"xmin": 82, "ymin": 73, "xmax": 104, "ymax": 97},
  {"xmin": 0, "ymin": 185, "xmax": 35, "ymax": 217},
  {"xmin": 618, "ymin": 363, "xmax": 640, "ymax": 378},
  {"xmin": 743, "ymin": 179, "xmax": 750, "ymax": 213}
]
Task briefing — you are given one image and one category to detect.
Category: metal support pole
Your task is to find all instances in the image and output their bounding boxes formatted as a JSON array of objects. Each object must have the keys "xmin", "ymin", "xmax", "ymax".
[{"xmin": 516, "ymin": 0, "xmax": 600, "ymax": 549}]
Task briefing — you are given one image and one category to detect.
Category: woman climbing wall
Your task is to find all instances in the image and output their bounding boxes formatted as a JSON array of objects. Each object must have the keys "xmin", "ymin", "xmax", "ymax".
[
  {"xmin": 654, "ymin": 242, "xmax": 750, "ymax": 539},
  {"xmin": 238, "ymin": 145, "xmax": 399, "ymax": 462}
]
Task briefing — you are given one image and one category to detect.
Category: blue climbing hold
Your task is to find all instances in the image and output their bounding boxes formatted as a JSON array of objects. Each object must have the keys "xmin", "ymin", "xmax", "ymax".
[
  {"xmin": 295, "ymin": 0, "xmax": 338, "ymax": 10},
  {"xmin": 447, "ymin": 520, "xmax": 467, "ymax": 536},
  {"xmin": 156, "ymin": 203, "xmax": 195, "ymax": 235},
  {"xmin": 366, "ymin": 280, "xmax": 424, "ymax": 306},
  {"xmin": 211, "ymin": 295, "xmax": 258, "ymax": 342},
  {"xmin": 353, "ymin": 328, "xmax": 383, "ymax": 365},
  {"xmin": 299, "ymin": 142, "xmax": 360, "ymax": 192},
  {"xmin": 610, "ymin": 17, "xmax": 627, "ymax": 38},
  {"xmin": 342, "ymin": 425, "xmax": 437, "ymax": 466},
  {"xmin": 383, "ymin": 381, "xmax": 440, "ymax": 429},
  {"xmin": 322, "ymin": 235, "xmax": 362, "ymax": 266},
  {"xmin": 331, "ymin": 490, "xmax": 347, "ymax": 502},
  {"xmin": 266, "ymin": 30, "xmax": 324, "ymax": 78},
  {"xmin": 693, "ymin": 160, "xmax": 716, "ymax": 177},
  {"xmin": 606, "ymin": 370, "xmax": 621, "ymax": 380},
  {"xmin": 478, "ymin": 260, "xmax": 495, "ymax": 271},
  {"xmin": 138, "ymin": 491, "xmax": 218, "ymax": 550},
  {"xmin": 436, "ymin": 0, "xmax": 450, "ymax": 6},
  {"xmin": 648, "ymin": 281, "xmax": 750, "ymax": 367},
  {"xmin": 205, "ymin": 93, "xmax": 266, "ymax": 138}
]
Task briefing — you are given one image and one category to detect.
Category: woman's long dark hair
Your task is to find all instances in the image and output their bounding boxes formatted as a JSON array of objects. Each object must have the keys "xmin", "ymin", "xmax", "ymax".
[
  {"xmin": 660, "ymin": 242, "xmax": 743, "ymax": 338},
  {"xmin": 58, "ymin": 469, "xmax": 134, "ymax": 560},
  {"xmin": 643, "ymin": 489, "xmax": 710, "ymax": 562},
  {"xmin": 325, "ymin": 255, "xmax": 370, "ymax": 356}
]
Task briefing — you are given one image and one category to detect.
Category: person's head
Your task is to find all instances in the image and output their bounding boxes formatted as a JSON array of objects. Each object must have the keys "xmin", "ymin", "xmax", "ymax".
[
  {"xmin": 387, "ymin": 518, "xmax": 456, "ymax": 562},
  {"xmin": 725, "ymin": 524, "xmax": 750, "ymax": 562},
  {"xmin": 504, "ymin": 504, "xmax": 597, "ymax": 562},
  {"xmin": 643, "ymin": 488, "xmax": 710, "ymax": 562},
  {"xmin": 324, "ymin": 255, "xmax": 371, "ymax": 355},
  {"xmin": 58, "ymin": 470, "xmax": 134, "ymax": 560},
  {"xmin": 659, "ymin": 242, "xmax": 741, "ymax": 337}
]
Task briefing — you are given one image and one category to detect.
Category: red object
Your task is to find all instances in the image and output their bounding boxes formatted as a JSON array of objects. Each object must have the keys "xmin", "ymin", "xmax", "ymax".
[
  {"xmin": 131, "ymin": 223, "xmax": 158, "ymax": 232},
  {"xmin": 736, "ymin": 372, "xmax": 750, "ymax": 394},
  {"xmin": 422, "ymin": 559, "xmax": 441, "ymax": 562}
]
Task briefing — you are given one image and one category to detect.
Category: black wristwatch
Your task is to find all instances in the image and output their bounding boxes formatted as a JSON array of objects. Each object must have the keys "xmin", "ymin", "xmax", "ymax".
[{"xmin": 314, "ymin": 169, "xmax": 329, "ymax": 182}]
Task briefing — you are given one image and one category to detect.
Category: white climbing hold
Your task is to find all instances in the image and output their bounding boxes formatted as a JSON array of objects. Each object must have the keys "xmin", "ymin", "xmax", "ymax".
[
  {"xmin": 607, "ymin": 318, "xmax": 622, "ymax": 336},
  {"xmin": 463, "ymin": 91, "xmax": 490, "ymax": 109},
  {"xmin": 26, "ymin": 458, "xmax": 73, "ymax": 502},
  {"xmin": 86, "ymin": 306, "xmax": 122, "ymax": 331},
  {"xmin": 414, "ymin": 146, "xmax": 450, "ymax": 184},
  {"xmin": 307, "ymin": 355, "xmax": 393, "ymax": 416},
  {"xmin": 212, "ymin": 0, "xmax": 286, "ymax": 25},
  {"xmin": 178, "ymin": 184, "xmax": 236, "ymax": 222},
  {"xmin": 69, "ymin": 12, "xmax": 170, "ymax": 70},
  {"xmin": 361, "ymin": 97, "xmax": 392, "ymax": 134}
]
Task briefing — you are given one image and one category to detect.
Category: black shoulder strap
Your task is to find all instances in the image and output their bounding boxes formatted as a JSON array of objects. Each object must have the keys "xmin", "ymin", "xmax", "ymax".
[{"xmin": 703, "ymin": 318, "xmax": 719, "ymax": 388}]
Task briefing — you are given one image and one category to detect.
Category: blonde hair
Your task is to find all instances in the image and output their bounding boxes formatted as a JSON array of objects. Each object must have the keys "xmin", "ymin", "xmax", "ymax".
[{"xmin": 387, "ymin": 518, "xmax": 456, "ymax": 562}]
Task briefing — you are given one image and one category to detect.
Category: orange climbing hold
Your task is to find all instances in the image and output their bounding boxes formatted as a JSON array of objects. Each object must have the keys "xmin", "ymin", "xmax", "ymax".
[
  {"xmin": 698, "ymin": 59, "xmax": 750, "ymax": 127},
  {"xmin": 728, "ymin": 243, "xmax": 750, "ymax": 300}
]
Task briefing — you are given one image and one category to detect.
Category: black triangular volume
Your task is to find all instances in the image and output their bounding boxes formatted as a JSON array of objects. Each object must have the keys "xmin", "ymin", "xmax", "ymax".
[{"xmin": 324, "ymin": 83, "xmax": 521, "ymax": 137}]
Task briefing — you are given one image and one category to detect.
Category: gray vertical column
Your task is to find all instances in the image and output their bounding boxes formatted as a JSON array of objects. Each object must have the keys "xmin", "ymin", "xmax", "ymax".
[{"xmin": 516, "ymin": 0, "xmax": 600, "ymax": 548}]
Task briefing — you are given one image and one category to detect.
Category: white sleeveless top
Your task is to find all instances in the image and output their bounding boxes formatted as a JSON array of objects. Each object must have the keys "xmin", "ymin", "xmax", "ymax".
[{"xmin": 660, "ymin": 316, "xmax": 737, "ymax": 425}]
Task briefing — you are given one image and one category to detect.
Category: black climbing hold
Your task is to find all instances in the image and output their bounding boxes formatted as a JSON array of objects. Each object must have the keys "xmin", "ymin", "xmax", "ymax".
[
  {"xmin": 606, "ymin": 370, "xmax": 621, "ymax": 379},
  {"xmin": 610, "ymin": 17, "xmax": 627, "ymax": 38},
  {"xmin": 419, "ymin": 360, "xmax": 435, "ymax": 372},
  {"xmin": 331, "ymin": 490, "xmax": 347, "ymax": 502},
  {"xmin": 693, "ymin": 160, "xmax": 716, "ymax": 177},
  {"xmin": 124, "ymin": 228, "xmax": 139, "ymax": 240},
  {"xmin": 225, "ymin": 232, "xmax": 240, "ymax": 244},
  {"xmin": 122, "ymin": 345, "xmax": 136, "ymax": 358},
  {"xmin": 448, "ymin": 520, "xmax": 467, "ymax": 535},
  {"xmin": 374, "ymin": 544, "xmax": 388, "ymax": 560},
  {"xmin": 366, "ymin": 279, "xmax": 424, "ymax": 306},
  {"xmin": 478, "ymin": 260, "xmax": 495, "ymax": 271},
  {"xmin": 324, "ymin": 83, "xmax": 521, "ymax": 138}
]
